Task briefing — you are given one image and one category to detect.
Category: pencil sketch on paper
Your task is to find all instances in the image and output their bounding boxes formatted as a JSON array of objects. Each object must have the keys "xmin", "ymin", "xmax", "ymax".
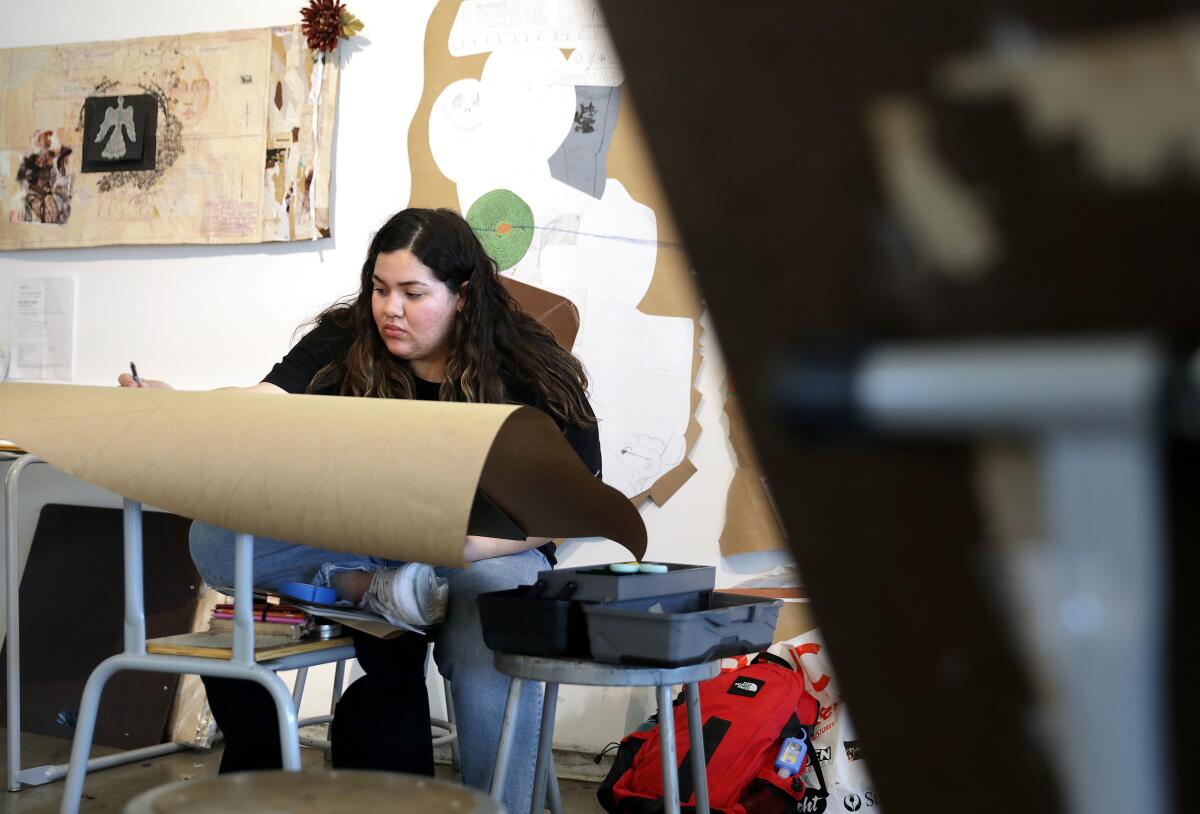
[{"xmin": 618, "ymin": 433, "xmax": 686, "ymax": 496}]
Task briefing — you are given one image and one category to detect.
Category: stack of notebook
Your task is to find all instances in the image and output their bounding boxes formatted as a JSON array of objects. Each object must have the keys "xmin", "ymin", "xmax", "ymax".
[{"xmin": 208, "ymin": 602, "xmax": 308, "ymax": 640}]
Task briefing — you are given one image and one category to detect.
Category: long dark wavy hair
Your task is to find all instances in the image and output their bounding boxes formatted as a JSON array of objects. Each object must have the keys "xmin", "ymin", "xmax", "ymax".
[{"xmin": 307, "ymin": 208, "xmax": 595, "ymax": 427}]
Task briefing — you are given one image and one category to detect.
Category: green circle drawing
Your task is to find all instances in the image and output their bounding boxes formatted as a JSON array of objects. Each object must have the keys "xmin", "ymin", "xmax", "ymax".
[{"xmin": 467, "ymin": 189, "xmax": 535, "ymax": 270}]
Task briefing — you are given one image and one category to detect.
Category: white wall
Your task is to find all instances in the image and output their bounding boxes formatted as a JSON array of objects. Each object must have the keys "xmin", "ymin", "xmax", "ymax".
[
  {"xmin": 0, "ymin": 0, "xmax": 438, "ymax": 391},
  {"xmin": 0, "ymin": 0, "xmax": 792, "ymax": 755}
]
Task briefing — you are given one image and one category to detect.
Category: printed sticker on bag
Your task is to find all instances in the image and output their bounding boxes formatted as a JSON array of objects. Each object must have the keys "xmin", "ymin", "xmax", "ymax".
[{"xmin": 726, "ymin": 676, "xmax": 766, "ymax": 697}]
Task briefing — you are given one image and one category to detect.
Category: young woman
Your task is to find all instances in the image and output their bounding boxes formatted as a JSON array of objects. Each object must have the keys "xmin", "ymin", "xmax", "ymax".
[{"xmin": 119, "ymin": 208, "xmax": 600, "ymax": 813}]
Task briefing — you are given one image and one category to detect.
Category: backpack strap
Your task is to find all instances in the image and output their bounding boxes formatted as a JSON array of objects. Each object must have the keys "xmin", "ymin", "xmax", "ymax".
[
  {"xmin": 805, "ymin": 720, "xmax": 829, "ymax": 797},
  {"xmin": 676, "ymin": 715, "xmax": 733, "ymax": 805},
  {"xmin": 752, "ymin": 651, "xmax": 794, "ymax": 670}
]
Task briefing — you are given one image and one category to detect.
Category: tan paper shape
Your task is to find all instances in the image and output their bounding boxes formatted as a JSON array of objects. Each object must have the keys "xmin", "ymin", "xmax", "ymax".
[
  {"xmin": 719, "ymin": 387, "xmax": 788, "ymax": 556},
  {"xmin": 0, "ymin": 384, "xmax": 646, "ymax": 567}
]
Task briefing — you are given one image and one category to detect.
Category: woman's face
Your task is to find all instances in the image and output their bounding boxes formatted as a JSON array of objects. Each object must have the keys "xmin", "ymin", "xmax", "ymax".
[
  {"xmin": 170, "ymin": 58, "xmax": 210, "ymax": 128},
  {"xmin": 371, "ymin": 249, "xmax": 463, "ymax": 378}
]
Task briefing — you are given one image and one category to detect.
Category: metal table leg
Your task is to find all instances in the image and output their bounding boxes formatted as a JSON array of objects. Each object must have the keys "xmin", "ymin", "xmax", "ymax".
[
  {"xmin": 5, "ymin": 454, "xmax": 44, "ymax": 791},
  {"xmin": 490, "ymin": 675, "xmax": 525, "ymax": 800},
  {"xmin": 292, "ymin": 667, "xmax": 309, "ymax": 708},
  {"xmin": 545, "ymin": 755, "xmax": 563, "ymax": 814},
  {"xmin": 59, "ymin": 515, "xmax": 303, "ymax": 814},
  {"xmin": 656, "ymin": 684, "xmax": 681, "ymax": 814},
  {"xmin": 530, "ymin": 681, "xmax": 559, "ymax": 814},
  {"xmin": 684, "ymin": 682, "xmax": 710, "ymax": 814},
  {"xmin": 444, "ymin": 676, "xmax": 461, "ymax": 774}
]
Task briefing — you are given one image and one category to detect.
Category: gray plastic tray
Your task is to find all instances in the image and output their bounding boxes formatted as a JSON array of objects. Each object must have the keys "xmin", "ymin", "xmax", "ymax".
[
  {"xmin": 582, "ymin": 591, "xmax": 782, "ymax": 666},
  {"xmin": 535, "ymin": 563, "xmax": 715, "ymax": 603}
]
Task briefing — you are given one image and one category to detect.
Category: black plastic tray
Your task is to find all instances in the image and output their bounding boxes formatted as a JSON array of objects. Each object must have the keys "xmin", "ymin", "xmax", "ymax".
[
  {"xmin": 477, "ymin": 585, "xmax": 591, "ymax": 658},
  {"xmin": 582, "ymin": 591, "xmax": 782, "ymax": 666}
]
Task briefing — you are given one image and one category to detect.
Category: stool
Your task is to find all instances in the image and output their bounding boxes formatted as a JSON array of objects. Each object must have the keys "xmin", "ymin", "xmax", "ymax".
[
  {"xmin": 124, "ymin": 769, "xmax": 501, "ymax": 813},
  {"xmin": 490, "ymin": 653, "xmax": 721, "ymax": 814}
]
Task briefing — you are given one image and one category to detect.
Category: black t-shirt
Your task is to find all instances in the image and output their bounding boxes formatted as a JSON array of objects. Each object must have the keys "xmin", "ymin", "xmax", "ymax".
[{"xmin": 262, "ymin": 318, "xmax": 602, "ymax": 562}]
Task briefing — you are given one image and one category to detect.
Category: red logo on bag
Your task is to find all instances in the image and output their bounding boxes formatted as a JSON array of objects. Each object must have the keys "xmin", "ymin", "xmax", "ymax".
[{"xmin": 790, "ymin": 642, "xmax": 832, "ymax": 692}]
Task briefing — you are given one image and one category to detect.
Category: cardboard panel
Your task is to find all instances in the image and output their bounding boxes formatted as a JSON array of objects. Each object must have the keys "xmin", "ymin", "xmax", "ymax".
[
  {"xmin": 0, "ymin": 505, "xmax": 199, "ymax": 748},
  {"xmin": 0, "ymin": 383, "xmax": 647, "ymax": 565}
]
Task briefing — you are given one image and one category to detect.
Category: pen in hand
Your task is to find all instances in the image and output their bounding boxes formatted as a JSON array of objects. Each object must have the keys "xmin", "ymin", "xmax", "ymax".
[{"xmin": 129, "ymin": 361, "xmax": 141, "ymax": 387}]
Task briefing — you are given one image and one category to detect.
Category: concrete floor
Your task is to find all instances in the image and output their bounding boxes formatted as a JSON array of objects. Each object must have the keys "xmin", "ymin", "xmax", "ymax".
[{"xmin": 0, "ymin": 729, "xmax": 606, "ymax": 813}]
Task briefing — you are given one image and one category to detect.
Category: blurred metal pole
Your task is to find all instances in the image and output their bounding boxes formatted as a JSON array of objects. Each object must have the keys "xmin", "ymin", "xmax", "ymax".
[{"xmin": 775, "ymin": 336, "xmax": 1170, "ymax": 814}]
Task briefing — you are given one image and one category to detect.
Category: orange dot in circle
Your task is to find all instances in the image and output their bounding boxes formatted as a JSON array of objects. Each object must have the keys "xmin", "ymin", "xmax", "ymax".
[{"xmin": 495, "ymin": 222, "xmax": 512, "ymax": 236}]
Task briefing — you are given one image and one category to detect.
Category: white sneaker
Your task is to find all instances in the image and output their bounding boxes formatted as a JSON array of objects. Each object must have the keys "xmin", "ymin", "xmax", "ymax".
[{"xmin": 363, "ymin": 563, "xmax": 448, "ymax": 630}]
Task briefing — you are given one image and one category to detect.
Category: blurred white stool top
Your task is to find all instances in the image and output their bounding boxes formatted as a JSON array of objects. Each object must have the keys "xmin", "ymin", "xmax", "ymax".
[{"xmin": 124, "ymin": 769, "xmax": 502, "ymax": 814}]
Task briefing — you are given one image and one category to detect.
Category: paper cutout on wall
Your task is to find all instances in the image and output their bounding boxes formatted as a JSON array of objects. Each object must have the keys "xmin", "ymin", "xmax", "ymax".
[
  {"xmin": 408, "ymin": 0, "xmax": 703, "ymax": 506},
  {"xmin": 719, "ymin": 381, "xmax": 788, "ymax": 556},
  {"xmin": 548, "ymin": 85, "xmax": 621, "ymax": 198},
  {"xmin": 467, "ymin": 188, "xmax": 536, "ymax": 269},
  {"xmin": 0, "ymin": 25, "xmax": 338, "ymax": 249},
  {"xmin": 0, "ymin": 384, "xmax": 647, "ymax": 567}
]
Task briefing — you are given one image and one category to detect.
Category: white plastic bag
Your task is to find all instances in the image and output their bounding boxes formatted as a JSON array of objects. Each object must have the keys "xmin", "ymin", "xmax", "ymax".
[{"xmin": 781, "ymin": 631, "xmax": 882, "ymax": 813}]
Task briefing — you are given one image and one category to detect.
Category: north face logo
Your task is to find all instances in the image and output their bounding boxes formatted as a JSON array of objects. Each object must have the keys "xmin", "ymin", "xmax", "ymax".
[{"xmin": 727, "ymin": 677, "xmax": 765, "ymax": 697}]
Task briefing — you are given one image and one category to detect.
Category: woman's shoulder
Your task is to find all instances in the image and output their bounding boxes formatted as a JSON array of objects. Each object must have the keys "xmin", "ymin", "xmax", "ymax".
[
  {"xmin": 505, "ymin": 378, "xmax": 595, "ymax": 423},
  {"xmin": 295, "ymin": 312, "xmax": 355, "ymax": 356}
]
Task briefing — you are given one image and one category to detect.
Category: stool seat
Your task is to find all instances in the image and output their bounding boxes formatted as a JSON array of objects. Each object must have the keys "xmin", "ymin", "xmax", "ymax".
[
  {"xmin": 494, "ymin": 652, "xmax": 721, "ymax": 686},
  {"xmin": 124, "ymin": 769, "xmax": 501, "ymax": 813}
]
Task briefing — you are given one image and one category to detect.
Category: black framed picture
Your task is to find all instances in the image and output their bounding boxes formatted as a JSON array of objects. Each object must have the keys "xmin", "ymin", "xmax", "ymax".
[{"xmin": 81, "ymin": 94, "xmax": 158, "ymax": 173}]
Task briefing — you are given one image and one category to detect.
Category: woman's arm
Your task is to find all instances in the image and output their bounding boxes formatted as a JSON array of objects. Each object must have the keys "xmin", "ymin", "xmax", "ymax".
[
  {"xmin": 463, "ymin": 534, "xmax": 552, "ymax": 562},
  {"xmin": 116, "ymin": 373, "xmax": 286, "ymax": 395},
  {"xmin": 216, "ymin": 383, "xmax": 288, "ymax": 394}
]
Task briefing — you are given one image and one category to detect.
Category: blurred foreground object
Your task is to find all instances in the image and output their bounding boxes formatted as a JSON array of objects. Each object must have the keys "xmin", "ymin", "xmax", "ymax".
[{"xmin": 601, "ymin": 2, "xmax": 1200, "ymax": 812}]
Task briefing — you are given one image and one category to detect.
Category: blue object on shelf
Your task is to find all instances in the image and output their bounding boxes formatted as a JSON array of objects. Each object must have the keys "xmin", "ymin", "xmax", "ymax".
[{"xmin": 278, "ymin": 581, "xmax": 337, "ymax": 605}]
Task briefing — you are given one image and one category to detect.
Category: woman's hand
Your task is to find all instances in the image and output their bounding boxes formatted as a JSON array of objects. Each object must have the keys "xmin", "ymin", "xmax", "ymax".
[{"xmin": 116, "ymin": 373, "xmax": 173, "ymax": 389}]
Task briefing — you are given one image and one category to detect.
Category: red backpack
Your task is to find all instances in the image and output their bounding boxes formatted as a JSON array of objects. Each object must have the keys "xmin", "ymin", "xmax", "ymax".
[{"xmin": 598, "ymin": 653, "xmax": 821, "ymax": 813}]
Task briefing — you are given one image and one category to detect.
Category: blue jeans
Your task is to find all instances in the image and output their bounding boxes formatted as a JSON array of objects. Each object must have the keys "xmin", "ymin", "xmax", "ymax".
[{"xmin": 189, "ymin": 521, "xmax": 547, "ymax": 814}]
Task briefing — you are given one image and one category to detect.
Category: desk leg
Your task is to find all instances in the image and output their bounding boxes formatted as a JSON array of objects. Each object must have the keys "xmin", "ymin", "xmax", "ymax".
[
  {"xmin": 531, "ymin": 681, "xmax": 559, "ymax": 814},
  {"xmin": 59, "ymin": 656, "xmax": 121, "ymax": 814},
  {"xmin": 6, "ymin": 454, "xmax": 43, "ymax": 791},
  {"xmin": 684, "ymin": 682, "xmax": 710, "ymax": 814},
  {"xmin": 490, "ymin": 676, "xmax": 524, "ymax": 800},
  {"xmin": 656, "ymin": 684, "xmax": 681, "ymax": 814},
  {"xmin": 444, "ymin": 676, "xmax": 461, "ymax": 774},
  {"xmin": 292, "ymin": 667, "xmax": 309, "ymax": 708},
  {"xmin": 546, "ymin": 754, "xmax": 563, "ymax": 814}
]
